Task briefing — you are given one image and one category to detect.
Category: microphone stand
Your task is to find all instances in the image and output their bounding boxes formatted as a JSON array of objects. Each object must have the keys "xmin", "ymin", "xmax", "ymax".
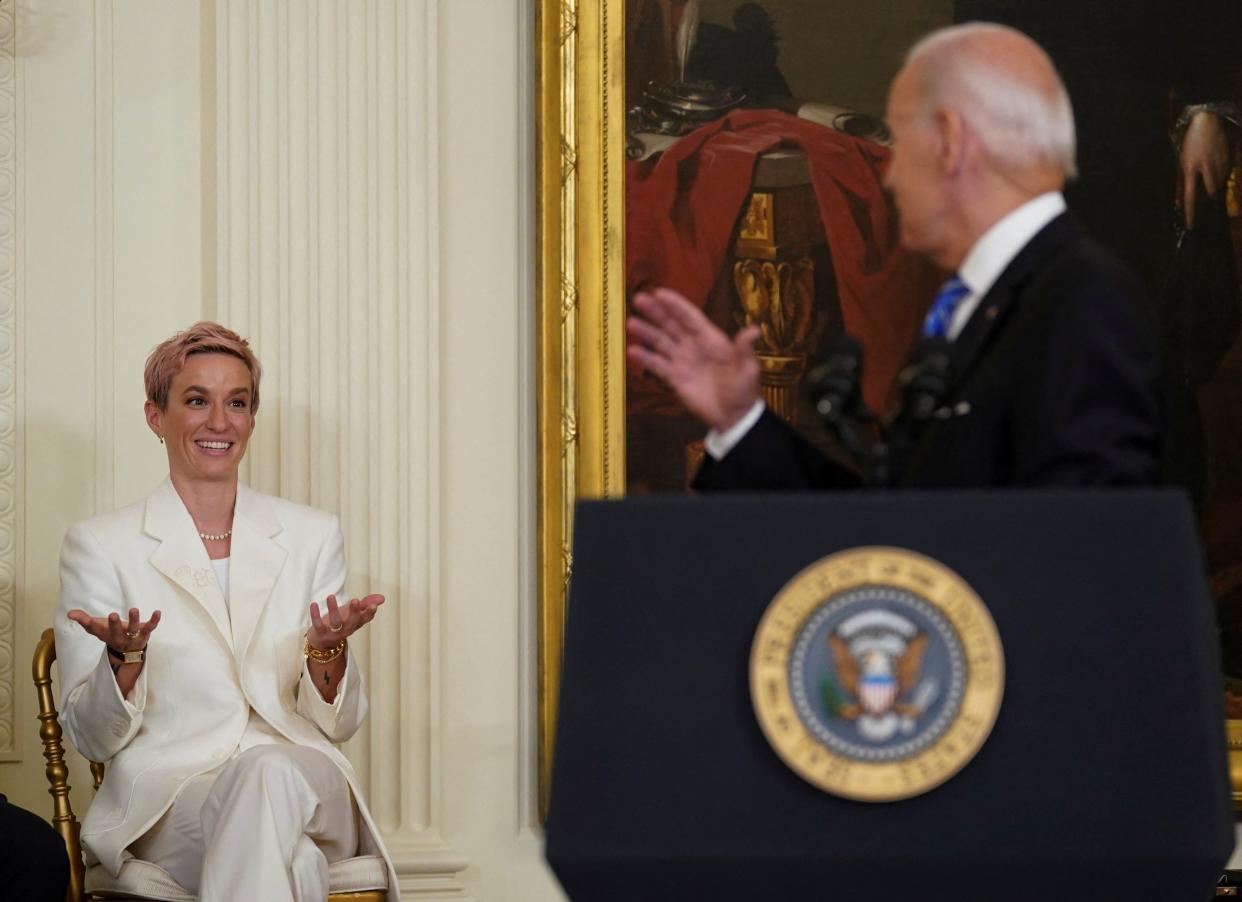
[
  {"xmin": 809, "ymin": 337, "xmax": 954, "ymax": 489},
  {"xmin": 806, "ymin": 337, "xmax": 878, "ymax": 482}
]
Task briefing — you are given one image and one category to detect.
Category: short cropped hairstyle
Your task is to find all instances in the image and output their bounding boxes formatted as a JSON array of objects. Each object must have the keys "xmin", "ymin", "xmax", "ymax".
[
  {"xmin": 907, "ymin": 23, "xmax": 1077, "ymax": 179},
  {"xmin": 144, "ymin": 321, "xmax": 263, "ymax": 413}
]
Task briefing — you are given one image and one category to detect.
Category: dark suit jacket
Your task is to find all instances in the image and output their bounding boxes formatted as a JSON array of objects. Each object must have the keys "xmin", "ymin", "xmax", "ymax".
[
  {"xmin": 694, "ymin": 213, "xmax": 1164, "ymax": 490},
  {"xmin": 0, "ymin": 795, "xmax": 69, "ymax": 901}
]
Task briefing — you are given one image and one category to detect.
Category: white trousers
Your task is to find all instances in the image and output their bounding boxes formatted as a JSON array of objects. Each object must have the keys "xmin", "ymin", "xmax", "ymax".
[{"xmin": 129, "ymin": 744, "xmax": 359, "ymax": 902}]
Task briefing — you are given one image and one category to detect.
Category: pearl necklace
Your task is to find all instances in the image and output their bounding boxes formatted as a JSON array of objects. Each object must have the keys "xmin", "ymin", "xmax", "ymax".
[{"xmin": 198, "ymin": 529, "xmax": 232, "ymax": 541}]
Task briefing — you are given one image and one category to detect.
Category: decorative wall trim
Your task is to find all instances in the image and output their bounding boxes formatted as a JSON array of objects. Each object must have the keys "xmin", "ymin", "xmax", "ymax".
[
  {"xmin": 0, "ymin": 0, "xmax": 18, "ymax": 761},
  {"xmin": 215, "ymin": 0, "xmax": 464, "ymax": 888}
]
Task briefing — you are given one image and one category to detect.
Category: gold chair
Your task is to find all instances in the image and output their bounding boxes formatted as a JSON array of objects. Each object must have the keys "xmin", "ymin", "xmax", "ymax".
[{"xmin": 33, "ymin": 628, "xmax": 388, "ymax": 902}]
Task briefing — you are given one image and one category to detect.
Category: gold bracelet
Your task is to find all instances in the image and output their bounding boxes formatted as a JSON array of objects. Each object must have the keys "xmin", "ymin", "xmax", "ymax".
[{"xmin": 304, "ymin": 635, "xmax": 347, "ymax": 664}]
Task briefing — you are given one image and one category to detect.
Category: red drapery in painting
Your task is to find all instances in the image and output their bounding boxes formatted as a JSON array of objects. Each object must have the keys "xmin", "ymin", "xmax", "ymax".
[{"xmin": 626, "ymin": 108, "xmax": 941, "ymax": 416}]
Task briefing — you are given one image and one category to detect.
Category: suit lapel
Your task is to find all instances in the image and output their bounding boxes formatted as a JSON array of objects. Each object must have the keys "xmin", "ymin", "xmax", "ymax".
[
  {"xmin": 228, "ymin": 483, "xmax": 288, "ymax": 662},
  {"xmin": 949, "ymin": 213, "xmax": 1076, "ymax": 390},
  {"xmin": 145, "ymin": 480, "xmax": 234, "ymax": 651}
]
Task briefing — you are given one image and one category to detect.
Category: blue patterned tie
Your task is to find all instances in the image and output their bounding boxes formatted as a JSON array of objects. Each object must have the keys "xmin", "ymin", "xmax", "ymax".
[{"xmin": 922, "ymin": 275, "xmax": 971, "ymax": 340}]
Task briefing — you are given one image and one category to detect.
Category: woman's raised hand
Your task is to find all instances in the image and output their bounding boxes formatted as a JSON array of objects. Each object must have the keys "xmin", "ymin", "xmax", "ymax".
[
  {"xmin": 67, "ymin": 607, "xmax": 161, "ymax": 652},
  {"xmin": 307, "ymin": 594, "xmax": 384, "ymax": 649}
]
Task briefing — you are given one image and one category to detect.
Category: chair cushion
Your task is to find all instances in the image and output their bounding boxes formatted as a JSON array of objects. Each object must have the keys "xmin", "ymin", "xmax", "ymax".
[
  {"xmin": 328, "ymin": 854, "xmax": 390, "ymax": 892},
  {"xmin": 85, "ymin": 854, "xmax": 389, "ymax": 899},
  {"xmin": 85, "ymin": 859, "xmax": 193, "ymax": 901}
]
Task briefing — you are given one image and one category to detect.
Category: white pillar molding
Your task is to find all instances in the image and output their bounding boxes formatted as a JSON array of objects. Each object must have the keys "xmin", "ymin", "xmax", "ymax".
[
  {"xmin": 215, "ymin": 1, "xmax": 467, "ymax": 896},
  {"xmin": 0, "ymin": 0, "xmax": 17, "ymax": 761}
]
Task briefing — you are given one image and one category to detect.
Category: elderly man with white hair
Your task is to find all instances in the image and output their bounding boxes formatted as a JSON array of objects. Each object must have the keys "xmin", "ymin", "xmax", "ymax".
[{"xmin": 626, "ymin": 22, "xmax": 1163, "ymax": 490}]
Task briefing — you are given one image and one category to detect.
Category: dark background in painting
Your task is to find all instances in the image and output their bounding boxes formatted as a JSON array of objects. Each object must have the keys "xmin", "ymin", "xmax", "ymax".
[
  {"xmin": 625, "ymin": 2, "xmax": 1242, "ymax": 680},
  {"xmin": 697, "ymin": 0, "xmax": 952, "ymax": 116}
]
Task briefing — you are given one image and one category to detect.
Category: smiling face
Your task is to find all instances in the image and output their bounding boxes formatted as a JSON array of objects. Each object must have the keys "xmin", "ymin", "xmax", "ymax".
[{"xmin": 145, "ymin": 352, "xmax": 256, "ymax": 487}]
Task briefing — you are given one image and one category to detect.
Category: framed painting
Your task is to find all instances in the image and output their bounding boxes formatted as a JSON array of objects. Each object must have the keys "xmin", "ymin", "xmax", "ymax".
[{"xmin": 537, "ymin": 0, "xmax": 1242, "ymax": 814}]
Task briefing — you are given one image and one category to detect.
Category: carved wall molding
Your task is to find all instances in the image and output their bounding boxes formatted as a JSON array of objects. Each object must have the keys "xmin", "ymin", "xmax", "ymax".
[
  {"xmin": 214, "ymin": 0, "xmax": 464, "ymax": 894},
  {"xmin": 0, "ymin": 0, "xmax": 18, "ymax": 760}
]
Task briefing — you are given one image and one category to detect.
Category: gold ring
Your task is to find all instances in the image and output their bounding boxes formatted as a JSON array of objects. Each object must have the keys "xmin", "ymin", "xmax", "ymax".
[
  {"xmin": 124, "ymin": 631, "xmax": 139, "ymax": 639},
  {"xmin": 328, "ymin": 621, "xmax": 344, "ymax": 632}
]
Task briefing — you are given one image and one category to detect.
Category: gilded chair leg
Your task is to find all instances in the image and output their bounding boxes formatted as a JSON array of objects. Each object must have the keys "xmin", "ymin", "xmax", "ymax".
[{"xmin": 33, "ymin": 628, "xmax": 86, "ymax": 902}]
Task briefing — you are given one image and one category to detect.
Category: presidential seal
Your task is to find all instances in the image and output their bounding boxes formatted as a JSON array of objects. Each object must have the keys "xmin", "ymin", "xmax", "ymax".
[{"xmin": 751, "ymin": 547, "xmax": 1004, "ymax": 801}]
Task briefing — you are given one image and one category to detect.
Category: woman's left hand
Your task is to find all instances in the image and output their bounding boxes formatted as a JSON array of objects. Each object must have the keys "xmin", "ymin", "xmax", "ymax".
[{"xmin": 307, "ymin": 593, "xmax": 384, "ymax": 649}]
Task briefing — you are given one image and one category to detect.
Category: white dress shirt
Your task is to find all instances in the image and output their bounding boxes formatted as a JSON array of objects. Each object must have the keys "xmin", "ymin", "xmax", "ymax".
[
  {"xmin": 211, "ymin": 556, "xmax": 231, "ymax": 602},
  {"xmin": 704, "ymin": 192, "xmax": 1067, "ymax": 461}
]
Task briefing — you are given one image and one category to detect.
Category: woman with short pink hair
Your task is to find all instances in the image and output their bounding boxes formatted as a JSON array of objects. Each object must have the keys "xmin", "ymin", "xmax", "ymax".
[{"xmin": 55, "ymin": 321, "xmax": 399, "ymax": 901}]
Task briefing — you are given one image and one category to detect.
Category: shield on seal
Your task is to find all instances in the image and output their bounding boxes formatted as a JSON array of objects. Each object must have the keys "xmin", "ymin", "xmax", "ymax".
[{"xmin": 859, "ymin": 672, "xmax": 897, "ymax": 714}]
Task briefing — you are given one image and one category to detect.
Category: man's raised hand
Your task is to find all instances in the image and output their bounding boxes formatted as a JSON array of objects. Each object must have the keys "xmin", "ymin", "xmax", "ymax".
[{"xmin": 626, "ymin": 287, "xmax": 762, "ymax": 433}]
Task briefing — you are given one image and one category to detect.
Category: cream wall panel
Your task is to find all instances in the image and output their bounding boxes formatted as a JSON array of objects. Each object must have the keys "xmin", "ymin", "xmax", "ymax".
[
  {"xmin": 110, "ymin": 0, "xmax": 205, "ymax": 507},
  {"xmin": 2, "ymin": 0, "xmax": 203, "ymax": 816},
  {"xmin": 437, "ymin": 0, "xmax": 560, "ymax": 894}
]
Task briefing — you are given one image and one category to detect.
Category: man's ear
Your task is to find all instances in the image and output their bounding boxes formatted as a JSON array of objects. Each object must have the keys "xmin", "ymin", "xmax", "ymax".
[{"xmin": 935, "ymin": 107, "xmax": 967, "ymax": 177}]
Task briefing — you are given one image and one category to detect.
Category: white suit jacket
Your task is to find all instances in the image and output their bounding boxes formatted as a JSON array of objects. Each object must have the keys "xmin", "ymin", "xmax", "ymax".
[{"xmin": 55, "ymin": 479, "xmax": 399, "ymax": 895}]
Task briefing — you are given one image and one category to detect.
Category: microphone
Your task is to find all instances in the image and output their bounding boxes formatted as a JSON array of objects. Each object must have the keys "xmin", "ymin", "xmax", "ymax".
[
  {"xmin": 887, "ymin": 337, "xmax": 954, "ymax": 438},
  {"xmin": 807, "ymin": 335, "xmax": 869, "ymax": 424},
  {"xmin": 862, "ymin": 338, "xmax": 952, "ymax": 488},
  {"xmin": 804, "ymin": 336, "xmax": 955, "ymax": 487}
]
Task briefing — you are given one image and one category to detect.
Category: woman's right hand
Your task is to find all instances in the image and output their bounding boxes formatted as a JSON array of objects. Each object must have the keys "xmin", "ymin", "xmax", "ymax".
[{"xmin": 67, "ymin": 607, "xmax": 161, "ymax": 654}]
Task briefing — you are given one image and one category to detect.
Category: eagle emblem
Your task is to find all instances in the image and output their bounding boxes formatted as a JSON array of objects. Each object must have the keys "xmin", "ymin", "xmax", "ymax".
[
  {"xmin": 751, "ymin": 547, "xmax": 1004, "ymax": 800},
  {"xmin": 823, "ymin": 609, "xmax": 939, "ymax": 742}
]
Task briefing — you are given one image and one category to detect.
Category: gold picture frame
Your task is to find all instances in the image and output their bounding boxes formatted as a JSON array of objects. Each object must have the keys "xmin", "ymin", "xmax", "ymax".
[
  {"xmin": 1229, "ymin": 722, "xmax": 1242, "ymax": 814},
  {"xmin": 535, "ymin": 0, "xmax": 1242, "ymax": 819},
  {"xmin": 536, "ymin": 0, "xmax": 626, "ymax": 817}
]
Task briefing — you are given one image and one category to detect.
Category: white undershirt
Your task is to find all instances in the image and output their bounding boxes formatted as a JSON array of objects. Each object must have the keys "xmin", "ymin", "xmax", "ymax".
[
  {"xmin": 704, "ymin": 192, "xmax": 1067, "ymax": 461},
  {"xmin": 211, "ymin": 557, "xmax": 231, "ymax": 606},
  {"xmin": 206, "ymin": 554, "xmax": 296, "ymax": 749}
]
